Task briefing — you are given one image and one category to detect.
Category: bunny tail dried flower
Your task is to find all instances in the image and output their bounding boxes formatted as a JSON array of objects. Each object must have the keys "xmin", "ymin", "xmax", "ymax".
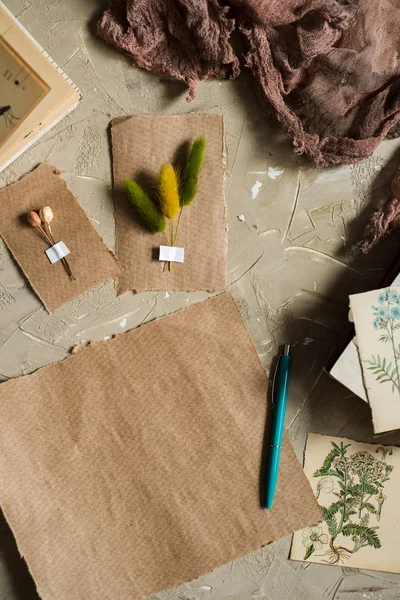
[
  {"xmin": 180, "ymin": 136, "xmax": 206, "ymax": 206},
  {"xmin": 124, "ymin": 178, "xmax": 166, "ymax": 233},
  {"xmin": 159, "ymin": 163, "xmax": 180, "ymax": 220}
]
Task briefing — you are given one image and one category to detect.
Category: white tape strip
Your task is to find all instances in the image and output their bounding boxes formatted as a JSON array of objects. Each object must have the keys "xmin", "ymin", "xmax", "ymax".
[
  {"xmin": 45, "ymin": 241, "xmax": 70, "ymax": 264},
  {"xmin": 159, "ymin": 245, "xmax": 184, "ymax": 263}
]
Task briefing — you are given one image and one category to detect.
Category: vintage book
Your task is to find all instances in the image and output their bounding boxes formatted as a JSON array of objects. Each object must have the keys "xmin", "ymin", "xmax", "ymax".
[
  {"xmin": 291, "ymin": 434, "xmax": 400, "ymax": 574},
  {"xmin": 0, "ymin": 1, "xmax": 81, "ymax": 172}
]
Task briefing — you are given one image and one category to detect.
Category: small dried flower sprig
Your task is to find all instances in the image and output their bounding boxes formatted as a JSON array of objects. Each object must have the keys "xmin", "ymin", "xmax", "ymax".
[
  {"xmin": 27, "ymin": 210, "xmax": 53, "ymax": 243},
  {"xmin": 39, "ymin": 207, "xmax": 55, "ymax": 240},
  {"xmin": 27, "ymin": 207, "xmax": 75, "ymax": 280},
  {"xmin": 123, "ymin": 136, "xmax": 206, "ymax": 271}
]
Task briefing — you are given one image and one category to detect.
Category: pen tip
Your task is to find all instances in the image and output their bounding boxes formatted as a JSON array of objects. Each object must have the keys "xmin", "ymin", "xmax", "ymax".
[{"xmin": 265, "ymin": 492, "xmax": 274, "ymax": 510}]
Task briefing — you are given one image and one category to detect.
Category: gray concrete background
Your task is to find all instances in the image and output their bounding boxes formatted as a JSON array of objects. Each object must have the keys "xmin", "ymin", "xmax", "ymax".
[{"xmin": 1, "ymin": 1, "xmax": 400, "ymax": 598}]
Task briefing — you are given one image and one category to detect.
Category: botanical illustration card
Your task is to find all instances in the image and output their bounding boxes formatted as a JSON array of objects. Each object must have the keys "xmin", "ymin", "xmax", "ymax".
[
  {"xmin": 291, "ymin": 434, "xmax": 400, "ymax": 573},
  {"xmin": 350, "ymin": 285, "xmax": 400, "ymax": 433}
]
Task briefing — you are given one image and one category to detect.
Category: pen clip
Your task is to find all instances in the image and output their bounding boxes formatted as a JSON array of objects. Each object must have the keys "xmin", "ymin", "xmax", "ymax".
[{"xmin": 271, "ymin": 355, "xmax": 281, "ymax": 409}]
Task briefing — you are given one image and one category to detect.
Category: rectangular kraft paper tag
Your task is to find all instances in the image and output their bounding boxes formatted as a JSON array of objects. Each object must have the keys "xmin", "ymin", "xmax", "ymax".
[
  {"xmin": 0, "ymin": 163, "xmax": 120, "ymax": 312},
  {"xmin": 111, "ymin": 114, "xmax": 227, "ymax": 294}
]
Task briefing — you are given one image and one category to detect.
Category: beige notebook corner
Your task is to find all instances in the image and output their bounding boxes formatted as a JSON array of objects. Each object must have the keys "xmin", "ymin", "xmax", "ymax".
[{"xmin": 0, "ymin": 1, "xmax": 81, "ymax": 172}]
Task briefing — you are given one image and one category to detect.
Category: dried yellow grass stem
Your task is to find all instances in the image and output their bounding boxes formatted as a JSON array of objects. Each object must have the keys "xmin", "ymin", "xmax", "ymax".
[{"xmin": 159, "ymin": 163, "xmax": 180, "ymax": 220}]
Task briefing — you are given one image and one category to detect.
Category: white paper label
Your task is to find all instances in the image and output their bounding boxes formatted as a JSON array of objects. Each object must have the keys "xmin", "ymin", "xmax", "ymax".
[
  {"xmin": 159, "ymin": 245, "xmax": 184, "ymax": 263},
  {"xmin": 45, "ymin": 241, "xmax": 70, "ymax": 264}
]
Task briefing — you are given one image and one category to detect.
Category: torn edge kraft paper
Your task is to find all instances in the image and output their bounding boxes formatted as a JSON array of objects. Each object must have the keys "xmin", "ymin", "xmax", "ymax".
[
  {"xmin": 0, "ymin": 293, "xmax": 320, "ymax": 599},
  {"xmin": 0, "ymin": 163, "xmax": 120, "ymax": 312},
  {"xmin": 111, "ymin": 114, "xmax": 227, "ymax": 294}
]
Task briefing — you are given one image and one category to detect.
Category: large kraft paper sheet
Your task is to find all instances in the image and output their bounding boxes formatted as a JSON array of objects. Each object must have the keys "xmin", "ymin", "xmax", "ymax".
[
  {"xmin": 112, "ymin": 114, "xmax": 227, "ymax": 294},
  {"xmin": 0, "ymin": 163, "xmax": 120, "ymax": 312},
  {"xmin": 0, "ymin": 293, "xmax": 320, "ymax": 600}
]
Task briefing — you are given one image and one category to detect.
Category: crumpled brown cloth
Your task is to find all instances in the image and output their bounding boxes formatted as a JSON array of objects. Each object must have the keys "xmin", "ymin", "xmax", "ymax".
[
  {"xmin": 360, "ymin": 165, "xmax": 400, "ymax": 253},
  {"xmin": 98, "ymin": 0, "xmax": 400, "ymax": 166}
]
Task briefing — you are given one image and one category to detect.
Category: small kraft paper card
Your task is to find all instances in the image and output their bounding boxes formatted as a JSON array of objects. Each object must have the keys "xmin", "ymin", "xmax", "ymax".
[
  {"xmin": 291, "ymin": 434, "xmax": 400, "ymax": 573},
  {"xmin": 111, "ymin": 114, "xmax": 227, "ymax": 294},
  {"xmin": 0, "ymin": 163, "xmax": 120, "ymax": 312},
  {"xmin": 0, "ymin": 293, "xmax": 320, "ymax": 600},
  {"xmin": 350, "ymin": 285, "xmax": 400, "ymax": 433}
]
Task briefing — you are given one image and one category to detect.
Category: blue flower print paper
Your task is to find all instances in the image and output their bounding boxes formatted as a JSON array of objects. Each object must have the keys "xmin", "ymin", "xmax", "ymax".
[{"xmin": 350, "ymin": 286, "xmax": 400, "ymax": 433}]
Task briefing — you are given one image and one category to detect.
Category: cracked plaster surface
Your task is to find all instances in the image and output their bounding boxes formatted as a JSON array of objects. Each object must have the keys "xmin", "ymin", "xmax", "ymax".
[{"xmin": 2, "ymin": 1, "xmax": 400, "ymax": 598}]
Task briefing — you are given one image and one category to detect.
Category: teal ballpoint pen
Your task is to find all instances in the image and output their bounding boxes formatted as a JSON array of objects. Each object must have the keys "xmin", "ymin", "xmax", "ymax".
[{"xmin": 265, "ymin": 344, "xmax": 292, "ymax": 509}]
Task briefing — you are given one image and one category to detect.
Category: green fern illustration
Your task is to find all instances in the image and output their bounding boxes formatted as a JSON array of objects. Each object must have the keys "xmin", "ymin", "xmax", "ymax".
[
  {"xmin": 301, "ymin": 441, "xmax": 393, "ymax": 564},
  {"xmin": 364, "ymin": 356, "xmax": 400, "ymax": 394},
  {"xmin": 341, "ymin": 522, "xmax": 381, "ymax": 550}
]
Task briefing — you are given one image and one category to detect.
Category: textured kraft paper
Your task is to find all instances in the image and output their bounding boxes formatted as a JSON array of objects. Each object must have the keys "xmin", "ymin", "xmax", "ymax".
[
  {"xmin": 111, "ymin": 114, "xmax": 227, "ymax": 294},
  {"xmin": 0, "ymin": 163, "xmax": 120, "ymax": 312},
  {"xmin": 0, "ymin": 293, "xmax": 320, "ymax": 600}
]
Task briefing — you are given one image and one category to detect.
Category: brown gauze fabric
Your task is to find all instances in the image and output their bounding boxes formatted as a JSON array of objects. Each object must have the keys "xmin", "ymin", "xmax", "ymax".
[
  {"xmin": 360, "ymin": 165, "xmax": 400, "ymax": 253},
  {"xmin": 0, "ymin": 293, "xmax": 320, "ymax": 600},
  {"xmin": 0, "ymin": 164, "xmax": 120, "ymax": 312},
  {"xmin": 112, "ymin": 114, "xmax": 226, "ymax": 294},
  {"xmin": 98, "ymin": 0, "xmax": 400, "ymax": 167}
]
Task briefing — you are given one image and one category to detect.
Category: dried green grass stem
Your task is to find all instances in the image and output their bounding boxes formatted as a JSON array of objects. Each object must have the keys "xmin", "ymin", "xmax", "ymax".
[
  {"xmin": 124, "ymin": 178, "xmax": 165, "ymax": 234},
  {"xmin": 180, "ymin": 136, "xmax": 206, "ymax": 206},
  {"xmin": 124, "ymin": 136, "xmax": 205, "ymax": 272}
]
